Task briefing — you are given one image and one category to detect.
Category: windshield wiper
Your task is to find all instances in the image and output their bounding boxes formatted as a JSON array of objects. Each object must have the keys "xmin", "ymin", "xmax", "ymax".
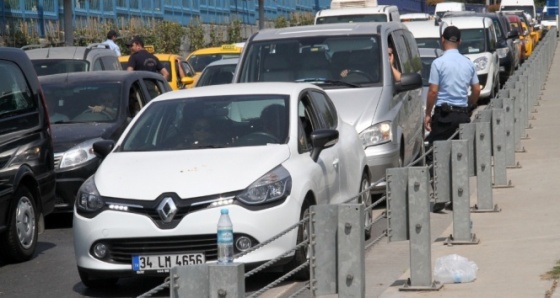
[{"xmin": 295, "ymin": 78, "xmax": 359, "ymax": 88}]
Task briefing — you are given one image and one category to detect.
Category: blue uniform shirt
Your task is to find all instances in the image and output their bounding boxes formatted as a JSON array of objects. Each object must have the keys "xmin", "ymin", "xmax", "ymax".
[{"xmin": 428, "ymin": 49, "xmax": 478, "ymax": 107}]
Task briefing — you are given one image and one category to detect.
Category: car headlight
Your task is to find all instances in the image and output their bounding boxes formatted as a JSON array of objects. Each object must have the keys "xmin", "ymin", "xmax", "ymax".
[
  {"xmin": 472, "ymin": 57, "xmax": 488, "ymax": 72},
  {"xmin": 237, "ymin": 166, "xmax": 291, "ymax": 205},
  {"xmin": 496, "ymin": 48, "xmax": 509, "ymax": 59},
  {"xmin": 359, "ymin": 121, "xmax": 392, "ymax": 148},
  {"xmin": 59, "ymin": 138, "xmax": 103, "ymax": 169},
  {"xmin": 76, "ymin": 175, "xmax": 105, "ymax": 212}
]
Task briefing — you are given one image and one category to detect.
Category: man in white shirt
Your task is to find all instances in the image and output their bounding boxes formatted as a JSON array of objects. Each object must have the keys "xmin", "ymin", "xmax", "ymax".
[{"xmin": 102, "ymin": 30, "xmax": 121, "ymax": 56}]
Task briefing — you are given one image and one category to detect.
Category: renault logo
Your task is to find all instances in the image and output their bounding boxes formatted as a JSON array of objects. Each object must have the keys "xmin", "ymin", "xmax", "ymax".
[{"xmin": 157, "ymin": 197, "xmax": 177, "ymax": 223}]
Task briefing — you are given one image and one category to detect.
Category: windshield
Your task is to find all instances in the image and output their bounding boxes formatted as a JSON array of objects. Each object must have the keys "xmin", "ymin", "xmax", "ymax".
[
  {"xmin": 42, "ymin": 82, "xmax": 121, "ymax": 123},
  {"xmin": 122, "ymin": 95, "xmax": 290, "ymax": 151},
  {"xmin": 543, "ymin": 13, "xmax": 558, "ymax": 21},
  {"xmin": 415, "ymin": 38, "xmax": 441, "ymax": 49},
  {"xmin": 420, "ymin": 57, "xmax": 436, "ymax": 87},
  {"xmin": 315, "ymin": 14, "xmax": 387, "ymax": 24},
  {"xmin": 238, "ymin": 35, "xmax": 382, "ymax": 87},
  {"xmin": 187, "ymin": 54, "xmax": 240, "ymax": 72},
  {"xmin": 458, "ymin": 29, "xmax": 487, "ymax": 54},
  {"xmin": 501, "ymin": 6, "xmax": 535, "ymax": 18},
  {"xmin": 32, "ymin": 59, "xmax": 89, "ymax": 76}
]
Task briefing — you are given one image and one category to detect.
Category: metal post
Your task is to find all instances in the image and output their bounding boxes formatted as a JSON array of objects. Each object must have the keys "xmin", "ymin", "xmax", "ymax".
[
  {"xmin": 310, "ymin": 205, "xmax": 338, "ymax": 296},
  {"xmin": 445, "ymin": 140, "xmax": 479, "ymax": 245},
  {"xmin": 386, "ymin": 167, "xmax": 409, "ymax": 242},
  {"xmin": 400, "ymin": 167, "xmax": 442, "ymax": 291},
  {"xmin": 338, "ymin": 204, "xmax": 365, "ymax": 297},
  {"xmin": 502, "ymin": 96, "xmax": 521, "ymax": 168},
  {"xmin": 433, "ymin": 141, "xmax": 451, "ymax": 205},
  {"xmin": 208, "ymin": 263, "xmax": 245, "ymax": 298},
  {"xmin": 472, "ymin": 122, "xmax": 501, "ymax": 213},
  {"xmin": 459, "ymin": 123, "xmax": 475, "ymax": 177},
  {"xmin": 492, "ymin": 109, "xmax": 512, "ymax": 188},
  {"xmin": 170, "ymin": 265, "xmax": 210, "ymax": 298}
]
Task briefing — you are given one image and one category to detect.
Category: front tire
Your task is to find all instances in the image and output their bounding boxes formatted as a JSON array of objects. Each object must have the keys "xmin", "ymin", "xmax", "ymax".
[
  {"xmin": 358, "ymin": 173, "xmax": 372, "ymax": 239},
  {"xmin": 287, "ymin": 201, "xmax": 311, "ymax": 281},
  {"xmin": 0, "ymin": 186, "xmax": 38, "ymax": 263}
]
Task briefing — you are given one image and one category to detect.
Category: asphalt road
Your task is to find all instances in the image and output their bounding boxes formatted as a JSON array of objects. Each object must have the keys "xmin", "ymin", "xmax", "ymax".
[{"xmin": 0, "ymin": 213, "xmax": 296, "ymax": 298}]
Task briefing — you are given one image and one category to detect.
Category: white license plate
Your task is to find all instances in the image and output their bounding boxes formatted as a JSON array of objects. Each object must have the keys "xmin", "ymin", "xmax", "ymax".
[{"xmin": 132, "ymin": 253, "xmax": 205, "ymax": 273}]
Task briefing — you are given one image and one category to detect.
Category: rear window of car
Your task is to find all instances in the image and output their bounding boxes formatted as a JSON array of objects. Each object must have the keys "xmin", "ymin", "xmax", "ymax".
[
  {"xmin": 32, "ymin": 59, "xmax": 89, "ymax": 76},
  {"xmin": 0, "ymin": 61, "xmax": 39, "ymax": 134}
]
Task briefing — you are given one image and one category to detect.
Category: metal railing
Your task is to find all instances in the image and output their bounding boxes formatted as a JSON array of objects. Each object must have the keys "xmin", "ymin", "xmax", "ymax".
[{"xmin": 137, "ymin": 28, "xmax": 558, "ymax": 298}]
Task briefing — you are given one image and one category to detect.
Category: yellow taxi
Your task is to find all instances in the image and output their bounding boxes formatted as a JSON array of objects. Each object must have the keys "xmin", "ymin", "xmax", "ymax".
[
  {"xmin": 185, "ymin": 43, "xmax": 243, "ymax": 75},
  {"xmin": 120, "ymin": 50, "xmax": 196, "ymax": 90}
]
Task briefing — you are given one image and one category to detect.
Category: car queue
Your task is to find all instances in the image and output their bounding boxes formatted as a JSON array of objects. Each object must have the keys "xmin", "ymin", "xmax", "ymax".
[{"xmin": 0, "ymin": 5, "xmax": 550, "ymax": 291}]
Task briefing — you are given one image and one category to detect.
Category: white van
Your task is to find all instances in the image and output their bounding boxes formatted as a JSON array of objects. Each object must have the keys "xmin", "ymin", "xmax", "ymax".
[
  {"xmin": 314, "ymin": 5, "xmax": 401, "ymax": 24},
  {"xmin": 434, "ymin": 2, "xmax": 465, "ymax": 23},
  {"xmin": 499, "ymin": 0, "xmax": 536, "ymax": 25}
]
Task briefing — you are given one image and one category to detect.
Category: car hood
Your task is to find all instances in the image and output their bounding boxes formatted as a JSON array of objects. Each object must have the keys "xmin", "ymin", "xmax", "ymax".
[
  {"xmin": 52, "ymin": 122, "xmax": 118, "ymax": 153},
  {"xmin": 325, "ymin": 87, "xmax": 382, "ymax": 128},
  {"xmin": 95, "ymin": 145, "xmax": 291, "ymax": 200}
]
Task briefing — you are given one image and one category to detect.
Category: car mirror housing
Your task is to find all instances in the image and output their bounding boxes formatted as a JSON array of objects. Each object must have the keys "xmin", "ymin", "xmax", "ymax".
[
  {"xmin": 181, "ymin": 76, "xmax": 194, "ymax": 85},
  {"xmin": 93, "ymin": 140, "xmax": 116, "ymax": 158},
  {"xmin": 395, "ymin": 73, "xmax": 423, "ymax": 93},
  {"xmin": 507, "ymin": 29, "xmax": 520, "ymax": 39},
  {"xmin": 310, "ymin": 129, "xmax": 339, "ymax": 162}
]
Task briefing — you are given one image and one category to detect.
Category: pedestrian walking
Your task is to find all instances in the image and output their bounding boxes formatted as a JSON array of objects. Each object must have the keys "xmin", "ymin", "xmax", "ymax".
[
  {"xmin": 126, "ymin": 36, "xmax": 169, "ymax": 80},
  {"xmin": 102, "ymin": 30, "xmax": 121, "ymax": 56},
  {"xmin": 424, "ymin": 26, "xmax": 481, "ymax": 212}
]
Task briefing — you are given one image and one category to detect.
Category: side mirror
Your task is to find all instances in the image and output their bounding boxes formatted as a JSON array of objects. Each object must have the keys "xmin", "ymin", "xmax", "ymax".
[
  {"xmin": 395, "ymin": 73, "xmax": 422, "ymax": 93},
  {"xmin": 93, "ymin": 140, "xmax": 116, "ymax": 159},
  {"xmin": 310, "ymin": 129, "xmax": 339, "ymax": 162},
  {"xmin": 181, "ymin": 76, "xmax": 195, "ymax": 86}
]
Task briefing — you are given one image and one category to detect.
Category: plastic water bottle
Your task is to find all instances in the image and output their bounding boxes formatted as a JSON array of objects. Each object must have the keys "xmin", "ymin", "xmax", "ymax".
[{"xmin": 217, "ymin": 208, "xmax": 234, "ymax": 264}]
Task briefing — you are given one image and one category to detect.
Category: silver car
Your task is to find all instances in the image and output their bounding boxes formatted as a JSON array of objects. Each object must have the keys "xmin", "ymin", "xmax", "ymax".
[{"xmin": 234, "ymin": 22, "xmax": 425, "ymax": 193}]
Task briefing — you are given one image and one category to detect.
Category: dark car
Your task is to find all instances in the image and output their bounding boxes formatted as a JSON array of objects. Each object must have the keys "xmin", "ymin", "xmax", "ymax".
[
  {"xmin": 39, "ymin": 71, "xmax": 172, "ymax": 212},
  {"xmin": 443, "ymin": 11, "xmax": 520, "ymax": 85},
  {"xmin": 0, "ymin": 48, "xmax": 56, "ymax": 263}
]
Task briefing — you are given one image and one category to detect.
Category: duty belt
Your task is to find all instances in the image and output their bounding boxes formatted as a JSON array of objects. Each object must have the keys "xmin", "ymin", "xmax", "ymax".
[{"xmin": 434, "ymin": 104, "xmax": 469, "ymax": 113}]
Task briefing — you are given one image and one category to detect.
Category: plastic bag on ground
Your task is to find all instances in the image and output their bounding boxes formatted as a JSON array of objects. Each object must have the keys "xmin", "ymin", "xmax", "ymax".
[{"xmin": 433, "ymin": 254, "xmax": 478, "ymax": 284}]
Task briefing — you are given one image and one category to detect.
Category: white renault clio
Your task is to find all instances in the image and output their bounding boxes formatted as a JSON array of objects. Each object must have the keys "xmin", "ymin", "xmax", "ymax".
[{"xmin": 73, "ymin": 82, "xmax": 370, "ymax": 287}]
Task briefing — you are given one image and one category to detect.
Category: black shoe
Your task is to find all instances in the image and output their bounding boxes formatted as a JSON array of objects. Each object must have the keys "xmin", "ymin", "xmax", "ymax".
[{"xmin": 432, "ymin": 202, "xmax": 448, "ymax": 213}]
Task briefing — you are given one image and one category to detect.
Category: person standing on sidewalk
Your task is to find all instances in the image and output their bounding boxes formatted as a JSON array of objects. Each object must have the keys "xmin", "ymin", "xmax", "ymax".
[
  {"xmin": 425, "ymin": 25, "xmax": 480, "ymax": 142},
  {"xmin": 126, "ymin": 36, "xmax": 169, "ymax": 80},
  {"xmin": 425, "ymin": 26, "xmax": 480, "ymax": 212},
  {"xmin": 102, "ymin": 30, "xmax": 121, "ymax": 56}
]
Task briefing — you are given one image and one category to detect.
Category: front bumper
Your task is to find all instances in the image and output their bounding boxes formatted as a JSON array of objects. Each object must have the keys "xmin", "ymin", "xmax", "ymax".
[{"xmin": 73, "ymin": 199, "xmax": 300, "ymax": 277}]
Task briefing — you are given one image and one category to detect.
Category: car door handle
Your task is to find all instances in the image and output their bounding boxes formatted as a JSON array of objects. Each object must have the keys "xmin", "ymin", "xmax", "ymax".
[{"xmin": 333, "ymin": 159, "xmax": 339, "ymax": 171}]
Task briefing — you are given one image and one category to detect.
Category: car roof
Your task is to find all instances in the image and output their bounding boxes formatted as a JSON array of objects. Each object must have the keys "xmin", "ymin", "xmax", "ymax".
[
  {"xmin": 250, "ymin": 22, "xmax": 406, "ymax": 41},
  {"xmin": 153, "ymin": 82, "xmax": 321, "ymax": 102},
  {"xmin": 441, "ymin": 16, "xmax": 493, "ymax": 29},
  {"xmin": 24, "ymin": 46, "xmax": 117, "ymax": 60},
  {"xmin": 205, "ymin": 58, "xmax": 239, "ymax": 68},
  {"xmin": 403, "ymin": 20, "xmax": 444, "ymax": 38},
  {"xmin": 316, "ymin": 5, "xmax": 398, "ymax": 17},
  {"xmin": 37, "ymin": 70, "xmax": 166, "ymax": 84}
]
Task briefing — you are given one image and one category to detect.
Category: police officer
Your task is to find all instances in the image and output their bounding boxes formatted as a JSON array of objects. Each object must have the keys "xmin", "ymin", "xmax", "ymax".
[
  {"xmin": 425, "ymin": 26, "xmax": 480, "ymax": 144},
  {"xmin": 126, "ymin": 36, "xmax": 169, "ymax": 80},
  {"xmin": 424, "ymin": 26, "xmax": 481, "ymax": 212}
]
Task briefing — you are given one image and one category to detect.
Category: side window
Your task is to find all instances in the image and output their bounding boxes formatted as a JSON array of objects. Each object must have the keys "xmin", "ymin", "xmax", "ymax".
[
  {"xmin": 181, "ymin": 61, "xmax": 195, "ymax": 77},
  {"xmin": 298, "ymin": 95, "xmax": 316, "ymax": 153},
  {"xmin": 392, "ymin": 30, "xmax": 412, "ymax": 74},
  {"xmin": 128, "ymin": 84, "xmax": 143, "ymax": 118},
  {"xmin": 92, "ymin": 59, "xmax": 103, "ymax": 71},
  {"xmin": 309, "ymin": 90, "xmax": 337, "ymax": 129},
  {"xmin": 403, "ymin": 30, "xmax": 422, "ymax": 73},
  {"xmin": 488, "ymin": 25, "xmax": 497, "ymax": 51},
  {"xmin": 101, "ymin": 56, "xmax": 120, "ymax": 70},
  {"xmin": 0, "ymin": 61, "xmax": 39, "ymax": 133},
  {"xmin": 143, "ymin": 78, "xmax": 165, "ymax": 100}
]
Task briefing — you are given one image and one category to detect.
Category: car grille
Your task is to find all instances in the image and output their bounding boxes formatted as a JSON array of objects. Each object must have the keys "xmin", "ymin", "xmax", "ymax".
[
  {"xmin": 102, "ymin": 234, "xmax": 219, "ymax": 264},
  {"xmin": 53, "ymin": 154, "xmax": 62, "ymax": 169},
  {"xmin": 478, "ymin": 74, "xmax": 488, "ymax": 87}
]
